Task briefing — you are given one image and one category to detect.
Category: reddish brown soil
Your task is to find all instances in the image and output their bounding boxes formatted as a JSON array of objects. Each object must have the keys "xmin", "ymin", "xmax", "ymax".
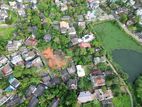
[{"xmin": 42, "ymin": 48, "xmax": 67, "ymax": 69}]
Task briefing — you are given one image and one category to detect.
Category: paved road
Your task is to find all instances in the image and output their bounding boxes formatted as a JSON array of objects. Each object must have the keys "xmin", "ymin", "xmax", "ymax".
[{"xmin": 106, "ymin": 58, "xmax": 133, "ymax": 107}]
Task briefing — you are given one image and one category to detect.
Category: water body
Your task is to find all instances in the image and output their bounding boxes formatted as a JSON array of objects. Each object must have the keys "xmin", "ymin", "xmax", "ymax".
[{"xmin": 112, "ymin": 49, "xmax": 142, "ymax": 83}]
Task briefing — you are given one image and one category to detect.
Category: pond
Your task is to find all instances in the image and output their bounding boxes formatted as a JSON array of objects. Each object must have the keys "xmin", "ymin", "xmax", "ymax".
[{"xmin": 112, "ymin": 49, "xmax": 142, "ymax": 83}]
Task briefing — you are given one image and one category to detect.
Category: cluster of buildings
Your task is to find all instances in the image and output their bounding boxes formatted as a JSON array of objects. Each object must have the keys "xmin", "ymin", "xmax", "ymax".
[
  {"xmin": 111, "ymin": 0, "xmax": 142, "ymax": 40},
  {"xmin": 0, "ymin": 4, "xmax": 9, "ymax": 22},
  {"xmin": 9, "ymin": 0, "xmax": 37, "ymax": 17},
  {"xmin": 78, "ymin": 69, "xmax": 113, "ymax": 106},
  {"xmin": 0, "ymin": 33, "xmax": 45, "ymax": 106}
]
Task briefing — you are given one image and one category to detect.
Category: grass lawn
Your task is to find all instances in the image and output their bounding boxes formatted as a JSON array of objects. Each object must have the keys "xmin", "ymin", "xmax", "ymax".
[
  {"xmin": 93, "ymin": 21, "xmax": 142, "ymax": 53},
  {"xmin": 0, "ymin": 27, "xmax": 15, "ymax": 40},
  {"xmin": 112, "ymin": 95, "xmax": 131, "ymax": 107}
]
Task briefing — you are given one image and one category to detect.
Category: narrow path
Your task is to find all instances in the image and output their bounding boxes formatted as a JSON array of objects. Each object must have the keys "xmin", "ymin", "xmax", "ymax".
[
  {"xmin": 0, "ymin": 24, "xmax": 15, "ymax": 28},
  {"xmin": 106, "ymin": 58, "xmax": 133, "ymax": 107}
]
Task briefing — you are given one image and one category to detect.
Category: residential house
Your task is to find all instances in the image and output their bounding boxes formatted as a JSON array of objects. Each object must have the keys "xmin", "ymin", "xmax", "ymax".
[
  {"xmin": 41, "ymin": 73, "xmax": 51, "ymax": 86},
  {"xmin": 61, "ymin": 16, "xmax": 71, "ymax": 21},
  {"xmin": 8, "ymin": 76, "xmax": 20, "ymax": 89},
  {"xmin": 25, "ymin": 85, "xmax": 37, "ymax": 98},
  {"xmin": 94, "ymin": 56, "xmax": 106, "ymax": 65},
  {"xmin": 136, "ymin": 8, "xmax": 142, "ymax": 25},
  {"xmin": 28, "ymin": 96, "xmax": 39, "ymax": 107},
  {"xmin": 1, "ymin": 4, "xmax": 9, "ymax": 10},
  {"xmin": 68, "ymin": 27, "xmax": 76, "ymax": 36},
  {"xmin": 50, "ymin": 77, "xmax": 61, "ymax": 86},
  {"xmin": 55, "ymin": 0, "xmax": 61, "ymax": 7},
  {"xmin": 61, "ymin": 69, "xmax": 70, "ymax": 82},
  {"xmin": 5, "ymin": 94, "xmax": 23, "ymax": 107},
  {"xmin": 85, "ymin": 11, "xmax": 96, "ymax": 21},
  {"xmin": 49, "ymin": 98, "xmax": 59, "ymax": 107},
  {"xmin": 77, "ymin": 91, "xmax": 95, "ymax": 103},
  {"xmin": 67, "ymin": 62, "xmax": 76, "ymax": 74},
  {"xmin": 126, "ymin": 19, "xmax": 135, "ymax": 26},
  {"xmin": 25, "ymin": 36, "xmax": 37, "ymax": 46},
  {"xmin": 115, "ymin": 7, "xmax": 129, "ymax": 15},
  {"xmin": 22, "ymin": 50, "xmax": 36, "ymax": 61},
  {"xmin": 60, "ymin": 3, "xmax": 68, "ymax": 12},
  {"xmin": 19, "ymin": 46, "xmax": 29, "ymax": 55},
  {"xmin": 87, "ymin": 0, "xmax": 100, "ymax": 9},
  {"xmin": 9, "ymin": 1, "xmax": 17, "ymax": 9},
  {"xmin": 0, "ymin": 9, "xmax": 8, "ymax": 22},
  {"xmin": 17, "ymin": 0, "xmax": 23, "ymax": 3},
  {"xmin": 10, "ymin": 54, "xmax": 24, "ymax": 66},
  {"xmin": 60, "ymin": 21, "xmax": 70, "ymax": 34},
  {"xmin": 76, "ymin": 65, "xmax": 85, "ymax": 77},
  {"xmin": 1, "ymin": 63, "xmax": 13, "ymax": 76},
  {"xmin": 67, "ymin": 79, "xmax": 77, "ymax": 90},
  {"xmin": 81, "ymin": 33, "xmax": 95, "ymax": 43},
  {"xmin": 5, "ymin": 85, "xmax": 16, "ymax": 92},
  {"xmin": 7, "ymin": 40, "xmax": 22, "ymax": 52},
  {"xmin": 0, "ymin": 94, "xmax": 13, "ymax": 106},
  {"xmin": 71, "ymin": 38, "xmax": 81, "ymax": 45},
  {"xmin": 95, "ymin": 89, "xmax": 113, "ymax": 101},
  {"xmin": 78, "ymin": 21, "xmax": 86, "ymax": 29},
  {"xmin": 33, "ymin": 84, "xmax": 45, "ymax": 97},
  {"xmin": 43, "ymin": 34, "xmax": 52, "ymax": 42},
  {"xmin": 90, "ymin": 74, "xmax": 105, "ymax": 88},
  {"xmin": 78, "ymin": 15, "xmax": 86, "ymax": 28},
  {"xmin": 26, "ymin": 56, "xmax": 43, "ymax": 68},
  {"xmin": 18, "ymin": 9, "xmax": 26, "ymax": 17},
  {"xmin": 128, "ymin": 0, "xmax": 135, "ymax": 6},
  {"xmin": 0, "ymin": 56, "xmax": 8, "ymax": 68}
]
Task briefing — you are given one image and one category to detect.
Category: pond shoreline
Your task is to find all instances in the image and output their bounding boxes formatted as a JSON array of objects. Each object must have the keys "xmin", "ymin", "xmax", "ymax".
[{"xmin": 112, "ymin": 49, "xmax": 142, "ymax": 83}]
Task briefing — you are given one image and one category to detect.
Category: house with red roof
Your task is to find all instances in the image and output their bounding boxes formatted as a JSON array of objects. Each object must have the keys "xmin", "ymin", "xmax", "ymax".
[
  {"xmin": 90, "ymin": 73, "xmax": 105, "ymax": 88},
  {"xmin": 79, "ymin": 42, "xmax": 91, "ymax": 48},
  {"xmin": 1, "ymin": 63, "xmax": 13, "ymax": 76},
  {"xmin": 25, "ymin": 36, "xmax": 37, "ymax": 46}
]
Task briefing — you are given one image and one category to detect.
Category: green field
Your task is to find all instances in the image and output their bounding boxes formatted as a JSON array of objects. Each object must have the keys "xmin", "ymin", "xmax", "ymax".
[
  {"xmin": 112, "ymin": 95, "xmax": 131, "ymax": 107},
  {"xmin": 0, "ymin": 27, "xmax": 15, "ymax": 40},
  {"xmin": 93, "ymin": 21, "xmax": 142, "ymax": 53}
]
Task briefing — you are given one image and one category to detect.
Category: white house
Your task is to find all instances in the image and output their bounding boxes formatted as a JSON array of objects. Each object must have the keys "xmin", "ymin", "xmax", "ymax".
[
  {"xmin": 7, "ymin": 40, "xmax": 22, "ymax": 52},
  {"xmin": 76, "ymin": 65, "xmax": 85, "ymax": 77},
  {"xmin": 82, "ymin": 33, "xmax": 95, "ymax": 43}
]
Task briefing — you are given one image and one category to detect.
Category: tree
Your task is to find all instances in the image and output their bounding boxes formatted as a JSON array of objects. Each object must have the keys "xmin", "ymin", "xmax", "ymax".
[
  {"xmin": 120, "ymin": 14, "xmax": 128, "ymax": 24},
  {"xmin": 134, "ymin": 75, "xmax": 142, "ymax": 105}
]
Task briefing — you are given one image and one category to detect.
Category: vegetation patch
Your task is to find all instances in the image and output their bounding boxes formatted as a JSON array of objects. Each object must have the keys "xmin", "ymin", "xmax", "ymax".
[
  {"xmin": 112, "ymin": 95, "xmax": 131, "ymax": 107},
  {"xmin": 93, "ymin": 21, "xmax": 142, "ymax": 54}
]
